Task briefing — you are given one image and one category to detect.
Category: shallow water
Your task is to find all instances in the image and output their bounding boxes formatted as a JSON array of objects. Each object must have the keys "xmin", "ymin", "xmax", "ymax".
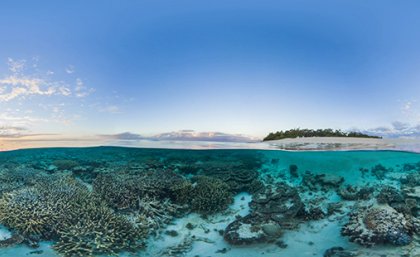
[{"xmin": 0, "ymin": 147, "xmax": 419, "ymax": 257}]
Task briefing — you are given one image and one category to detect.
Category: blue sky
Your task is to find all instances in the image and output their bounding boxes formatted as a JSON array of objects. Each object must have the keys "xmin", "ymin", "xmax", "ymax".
[{"xmin": 1, "ymin": 0, "xmax": 420, "ymax": 141}]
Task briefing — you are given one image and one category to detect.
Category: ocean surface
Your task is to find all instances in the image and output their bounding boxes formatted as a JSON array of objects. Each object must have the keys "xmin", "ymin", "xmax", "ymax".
[{"xmin": 0, "ymin": 147, "xmax": 419, "ymax": 257}]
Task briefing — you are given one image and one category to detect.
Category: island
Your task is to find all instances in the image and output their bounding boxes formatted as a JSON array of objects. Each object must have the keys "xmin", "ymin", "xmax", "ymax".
[{"xmin": 263, "ymin": 128, "xmax": 382, "ymax": 141}]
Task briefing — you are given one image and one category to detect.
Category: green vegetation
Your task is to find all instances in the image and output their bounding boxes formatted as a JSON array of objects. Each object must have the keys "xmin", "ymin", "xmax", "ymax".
[{"xmin": 263, "ymin": 128, "xmax": 381, "ymax": 141}]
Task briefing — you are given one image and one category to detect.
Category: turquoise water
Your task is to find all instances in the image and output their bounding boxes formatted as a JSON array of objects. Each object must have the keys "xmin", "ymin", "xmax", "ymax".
[{"xmin": 0, "ymin": 147, "xmax": 419, "ymax": 256}]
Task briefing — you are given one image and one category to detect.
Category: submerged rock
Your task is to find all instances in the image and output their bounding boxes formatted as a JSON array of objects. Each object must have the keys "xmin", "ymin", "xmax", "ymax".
[
  {"xmin": 249, "ymin": 183, "xmax": 303, "ymax": 222},
  {"xmin": 323, "ymin": 247, "xmax": 357, "ymax": 257},
  {"xmin": 223, "ymin": 215, "xmax": 282, "ymax": 245},
  {"xmin": 341, "ymin": 205, "xmax": 416, "ymax": 246}
]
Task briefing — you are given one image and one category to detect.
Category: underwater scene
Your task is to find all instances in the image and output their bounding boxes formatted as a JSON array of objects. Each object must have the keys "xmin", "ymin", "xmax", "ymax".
[{"xmin": 0, "ymin": 147, "xmax": 419, "ymax": 257}]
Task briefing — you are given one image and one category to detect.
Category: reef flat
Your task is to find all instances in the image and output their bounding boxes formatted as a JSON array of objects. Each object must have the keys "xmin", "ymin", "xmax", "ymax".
[{"xmin": 0, "ymin": 147, "xmax": 418, "ymax": 256}]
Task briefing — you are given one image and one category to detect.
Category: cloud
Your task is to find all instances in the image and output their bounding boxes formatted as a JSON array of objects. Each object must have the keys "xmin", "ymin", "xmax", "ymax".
[
  {"xmin": 0, "ymin": 113, "xmax": 46, "ymax": 127},
  {"xmin": 100, "ymin": 132, "xmax": 144, "ymax": 140},
  {"xmin": 0, "ymin": 58, "xmax": 97, "ymax": 102},
  {"xmin": 151, "ymin": 130, "xmax": 259, "ymax": 142},
  {"xmin": 65, "ymin": 65, "xmax": 75, "ymax": 74},
  {"xmin": 361, "ymin": 121, "xmax": 420, "ymax": 138},
  {"xmin": 0, "ymin": 76, "xmax": 72, "ymax": 101},
  {"xmin": 74, "ymin": 78, "xmax": 94, "ymax": 98},
  {"xmin": 100, "ymin": 105, "xmax": 121, "ymax": 114},
  {"xmin": 0, "ymin": 126, "xmax": 27, "ymax": 138},
  {"xmin": 7, "ymin": 58, "xmax": 26, "ymax": 73},
  {"xmin": 0, "ymin": 125, "xmax": 52, "ymax": 138},
  {"xmin": 100, "ymin": 130, "xmax": 259, "ymax": 143}
]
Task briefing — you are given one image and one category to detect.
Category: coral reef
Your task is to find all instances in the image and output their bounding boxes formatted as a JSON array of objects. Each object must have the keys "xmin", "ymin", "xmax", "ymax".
[
  {"xmin": 190, "ymin": 176, "xmax": 233, "ymax": 215},
  {"xmin": 0, "ymin": 175, "xmax": 147, "ymax": 256},
  {"xmin": 302, "ymin": 171, "xmax": 344, "ymax": 191},
  {"xmin": 224, "ymin": 183, "xmax": 302, "ymax": 245},
  {"xmin": 250, "ymin": 183, "xmax": 303, "ymax": 222},
  {"xmin": 135, "ymin": 196, "xmax": 186, "ymax": 235},
  {"xmin": 224, "ymin": 214, "xmax": 282, "ymax": 245},
  {"xmin": 93, "ymin": 169, "xmax": 188, "ymax": 211},
  {"xmin": 341, "ymin": 205, "xmax": 416, "ymax": 246},
  {"xmin": 200, "ymin": 166, "xmax": 263, "ymax": 193},
  {"xmin": 0, "ymin": 166, "xmax": 41, "ymax": 195},
  {"xmin": 371, "ymin": 164, "xmax": 393, "ymax": 180},
  {"xmin": 338, "ymin": 185, "xmax": 373, "ymax": 201},
  {"xmin": 401, "ymin": 171, "xmax": 420, "ymax": 187},
  {"xmin": 376, "ymin": 186, "xmax": 417, "ymax": 215},
  {"xmin": 52, "ymin": 159, "xmax": 80, "ymax": 171},
  {"xmin": 289, "ymin": 164, "xmax": 299, "ymax": 178},
  {"xmin": 53, "ymin": 202, "xmax": 145, "ymax": 256},
  {"xmin": 0, "ymin": 175, "xmax": 88, "ymax": 238}
]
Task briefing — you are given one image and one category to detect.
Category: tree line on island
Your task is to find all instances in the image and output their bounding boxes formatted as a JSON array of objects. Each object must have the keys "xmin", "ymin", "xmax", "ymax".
[{"xmin": 263, "ymin": 128, "xmax": 382, "ymax": 141}]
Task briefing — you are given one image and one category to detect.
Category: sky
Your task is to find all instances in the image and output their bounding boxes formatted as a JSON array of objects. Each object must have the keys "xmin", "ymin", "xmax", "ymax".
[{"xmin": 1, "ymin": 0, "xmax": 420, "ymax": 145}]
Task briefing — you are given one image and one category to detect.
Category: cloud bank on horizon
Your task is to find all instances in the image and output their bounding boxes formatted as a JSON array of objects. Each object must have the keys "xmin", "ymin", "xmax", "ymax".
[
  {"xmin": 101, "ymin": 130, "xmax": 260, "ymax": 143},
  {"xmin": 0, "ymin": 1, "xmax": 420, "ymax": 143}
]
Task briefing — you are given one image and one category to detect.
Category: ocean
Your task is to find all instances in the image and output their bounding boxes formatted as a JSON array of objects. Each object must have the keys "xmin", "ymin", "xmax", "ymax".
[{"xmin": 0, "ymin": 147, "xmax": 418, "ymax": 256}]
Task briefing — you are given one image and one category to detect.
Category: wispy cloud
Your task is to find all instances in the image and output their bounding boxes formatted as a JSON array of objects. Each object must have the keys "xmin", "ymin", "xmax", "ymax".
[
  {"xmin": 0, "ymin": 58, "xmax": 98, "ymax": 102},
  {"xmin": 7, "ymin": 58, "xmax": 26, "ymax": 73},
  {"xmin": 74, "ymin": 78, "xmax": 94, "ymax": 98},
  {"xmin": 0, "ymin": 125, "xmax": 27, "ymax": 138},
  {"xmin": 0, "ymin": 76, "xmax": 71, "ymax": 101},
  {"xmin": 0, "ymin": 125, "xmax": 56, "ymax": 138},
  {"xmin": 65, "ymin": 65, "xmax": 75, "ymax": 74},
  {"xmin": 100, "ymin": 132, "xmax": 144, "ymax": 140},
  {"xmin": 100, "ymin": 105, "xmax": 121, "ymax": 114}
]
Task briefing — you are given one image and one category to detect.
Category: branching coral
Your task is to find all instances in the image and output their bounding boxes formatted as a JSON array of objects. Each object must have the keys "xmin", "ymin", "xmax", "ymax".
[
  {"xmin": 0, "ymin": 175, "xmax": 86, "ymax": 238},
  {"xmin": 53, "ymin": 203, "xmax": 145, "ymax": 257},
  {"xmin": 0, "ymin": 174, "xmax": 147, "ymax": 256},
  {"xmin": 93, "ymin": 169, "xmax": 188, "ymax": 211},
  {"xmin": 0, "ymin": 166, "xmax": 41, "ymax": 195},
  {"xmin": 135, "ymin": 196, "xmax": 186, "ymax": 235},
  {"xmin": 190, "ymin": 176, "xmax": 233, "ymax": 215}
]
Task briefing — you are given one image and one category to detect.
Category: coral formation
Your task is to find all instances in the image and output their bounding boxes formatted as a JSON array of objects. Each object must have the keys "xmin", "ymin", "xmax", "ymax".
[
  {"xmin": 338, "ymin": 185, "xmax": 373, "ymax": 201},
  {"xmin": 371, "ymin": 164, "xmax": 392, "ymax": 180},
  {"xmin": 0, "ymin": 175, "xmax": 147, "ymax": 256},
  {"xmin": 200, "ymin": 167, "xmax": 263, "ymax": 193},
  {"xmin": 135, "ymin": 196, "xmax": 185, "ymax": 235},
  {"xmin": 93, "ymin": 169, "xmax": 187, "ymax": 211},
  {"xmin": 302, "ymin": 171, "xmax": 344, "ymax": 191},
  {"xmin": 53, "ymin": 159, "xmax": 80, "ymax": 171},
  {"xmin": 224, "ymin": 215, "xmax": 282, "ymax": 245},
  {"xmin": 401, "ymin": 171, "xmax": 420, "ymax": 187},
  {"xmin": 190, "ymin": 176, "xmax": 233, "ymax": 214},
  {"xmin": 289, "ymin": 164, "xmax": 299, "ymax": 178},
  {"xmin": 53, "ymin": 202, "xmax": 145, "ymax": 256},
  {"xmin": 250, "ymin": 183, "xmax": 303, "ymax": 222},
  {"xmin": 0, "ymin": 175, "xmax": 88, "ymax": 238},
  {"xmin": 341, "ymin": 205, "xmax": 416, "ymax": 246},
  {"xmin": 0, "ymin": 166, "xmax": 41, "ymax": 195}
]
